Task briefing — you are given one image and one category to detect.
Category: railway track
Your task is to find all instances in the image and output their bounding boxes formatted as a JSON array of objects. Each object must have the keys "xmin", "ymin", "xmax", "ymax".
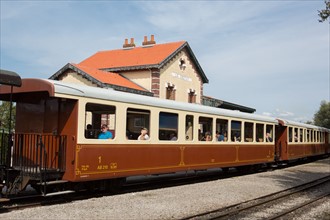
[
  {"xmin": 0, "ymin": 167, "xmax": 244, "ymax": 213},
  {"xmin": 0, "ymin": 160, "xmax": 326, "ymax": 215},
  {"xmin": 183, "ymin": 175, "xmax": 330, "ymax": 220}
]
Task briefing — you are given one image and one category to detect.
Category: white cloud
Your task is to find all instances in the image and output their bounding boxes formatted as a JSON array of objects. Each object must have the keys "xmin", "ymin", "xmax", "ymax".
[
  {"xmin": 262, "ymin": 112, "xmax": 273, "ymax": 117},
  {"xmin": 1, "ymin": 1, "xmax": 328, "ymax": 123}
]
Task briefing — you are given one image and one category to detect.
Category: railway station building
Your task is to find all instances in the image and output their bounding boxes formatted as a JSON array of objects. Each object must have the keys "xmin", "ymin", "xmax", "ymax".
[{"xmin": 49, "ymin": 35, "xmax": 255, "ymax": 113}]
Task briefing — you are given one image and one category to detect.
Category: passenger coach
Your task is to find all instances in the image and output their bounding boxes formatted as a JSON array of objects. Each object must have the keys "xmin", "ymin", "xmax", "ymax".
[{"xmin": 0, "ymin": 79, "xmax": 328, "ymax": 196}]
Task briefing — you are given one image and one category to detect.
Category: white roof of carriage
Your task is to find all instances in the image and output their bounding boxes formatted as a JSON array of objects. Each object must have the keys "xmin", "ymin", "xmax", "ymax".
[
  {"xmin": 49, "ymin": 79, "xmax": 277, "ymax": 124},
  {"xmin": 277, "ymin": 118, "xmax": 326, "ymax": 130}
]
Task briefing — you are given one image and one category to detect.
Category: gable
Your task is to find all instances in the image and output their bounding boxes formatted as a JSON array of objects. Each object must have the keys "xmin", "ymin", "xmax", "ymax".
[
  {"xmin": 49, "ymin": 63, "xmax": 152, "ymax": 96},
  {"xmin": 79, "ymin": 41, "xmax": 208, "ymax": 83}
]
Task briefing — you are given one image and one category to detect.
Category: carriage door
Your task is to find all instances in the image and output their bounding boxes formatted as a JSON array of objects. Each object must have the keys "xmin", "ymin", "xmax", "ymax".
[{"xmin": 275, "ymin": 124, "xmax": 287, "ymax": 161}]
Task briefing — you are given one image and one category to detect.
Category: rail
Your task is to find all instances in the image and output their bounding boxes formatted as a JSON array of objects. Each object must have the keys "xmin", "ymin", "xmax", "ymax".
[{"xmin": 182, "ymin": 175, "xmax": 330, "ymax": 220}]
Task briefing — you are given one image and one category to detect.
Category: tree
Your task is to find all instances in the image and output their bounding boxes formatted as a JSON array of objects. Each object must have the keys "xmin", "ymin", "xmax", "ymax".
[
  {"xmin": 313, "ymin": 100, "xmax": 330, "ymax": 129},
  {"xmin": 0, "ymin": 101, "xmax": 16, "ymax": 133},
  {"xmin": 318, "ymin": 0, "xmax": 330, "ymax": 22}
]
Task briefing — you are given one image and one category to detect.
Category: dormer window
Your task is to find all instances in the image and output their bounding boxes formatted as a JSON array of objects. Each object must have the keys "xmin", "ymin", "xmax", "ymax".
[{"xmin": 179, "ymin": 58, "xmax": 186, "ymax": 71}]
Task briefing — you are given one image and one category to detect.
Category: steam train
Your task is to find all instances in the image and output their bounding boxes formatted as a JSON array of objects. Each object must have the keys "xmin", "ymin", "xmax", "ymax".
[{"xmin": 0, "ymin": 76, "xmax": 329, "ymax": 197}]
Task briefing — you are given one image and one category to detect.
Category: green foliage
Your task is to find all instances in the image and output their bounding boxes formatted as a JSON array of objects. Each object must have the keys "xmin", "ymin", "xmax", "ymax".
[
  {"xmin": 0, "ymin": 101, "xmax": 16, "ymax": 132},
  {"xmin": 313, "ymin": 100, "xmax": 330, "ymax": 129},
  {"xmin": 318, "ymin": 0, "xmax": 330, "ymax": 22}
]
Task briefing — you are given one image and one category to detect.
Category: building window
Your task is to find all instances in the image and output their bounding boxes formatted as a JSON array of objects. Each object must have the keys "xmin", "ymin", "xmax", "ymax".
[
  {"xmin": 188, "ymin": 89, "xmax": 196, "ymax": 103},
  {"xmin": 179, "ymin": 58, "xmax": 186, "ymax": 70},
  {"xmin": 166, "ymin": 83, "xmax": 176, "ymax": 100}
]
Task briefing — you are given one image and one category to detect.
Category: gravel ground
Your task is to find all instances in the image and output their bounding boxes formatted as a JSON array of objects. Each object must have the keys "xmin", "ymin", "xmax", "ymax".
[{"xmin": 1, "ymin": 158, "xmax": 329, "ymax": 220}]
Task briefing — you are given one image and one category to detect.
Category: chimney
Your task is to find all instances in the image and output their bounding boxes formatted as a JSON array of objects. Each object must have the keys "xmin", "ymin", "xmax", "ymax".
[
  {"xmin": 142, "ymin": 35, "xmax": 156, "ymax": 46},
  {"xmin": 123, "ymin": 37, "xmax": 136, "ymax": 48}
]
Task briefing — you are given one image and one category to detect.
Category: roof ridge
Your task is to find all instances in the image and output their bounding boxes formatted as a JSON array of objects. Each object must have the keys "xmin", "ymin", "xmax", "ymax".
[{"xmin": 95, "ymin": 40, "xmax": 186, "ymax": 53}]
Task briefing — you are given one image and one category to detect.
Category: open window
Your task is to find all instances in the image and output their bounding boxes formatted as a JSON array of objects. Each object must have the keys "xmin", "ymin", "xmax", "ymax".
[
  {"xmin": 216, "ymin": 119, "xmax": 228, "ymax": 142},
  {"xmin": 231, "ymin": 120, "xmax": 242, "ymax": 142},
  {"xmin": 185, "ymin": 115, "xmax": 194, "ymax": 141},
  {"xmin": 159, "ymin": 112, "xmax": 178, "ymax": 141},
  {"xmin": 256, "ymin": 123, "xmax": 264, "ymax": 142},
  {"xmin": 126, "ymin": 108, "xmax": 150, "ymax": 140},
  {"xmin": 266, "ymin": 124, "xmax": 274, "ymax": 142},
  {"xmin": 244, "ymin": 122, "xmax": 254, "ymax": 142},
  {"xmin": 85, "ymin": 103, "xmax": 116, "ymax": 139},
  {"xmin": 199, "ymin": 117, "xmax": 213, "ymax": 141}
]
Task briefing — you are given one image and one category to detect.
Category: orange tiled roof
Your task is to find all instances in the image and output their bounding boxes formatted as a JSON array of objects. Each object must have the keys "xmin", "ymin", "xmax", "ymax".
[
  {"xmin": 79, "ymin": 41, "xmax": 186, "ymax": 69},
  {"xmin": 70, "ymin": 63, "xmax": 148, "ymax": 92}
]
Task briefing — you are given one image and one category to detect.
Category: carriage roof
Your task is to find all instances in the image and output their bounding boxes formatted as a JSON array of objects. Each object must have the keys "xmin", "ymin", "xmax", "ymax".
[{"xmin": 50, "ymin": 79, "xmax": 278, "ymax": 124}]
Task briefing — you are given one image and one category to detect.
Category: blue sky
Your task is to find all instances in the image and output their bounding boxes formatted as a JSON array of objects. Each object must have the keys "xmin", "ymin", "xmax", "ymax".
[{"xmin": 1, "ymin": 1, "xmax": 329, "ymax": 122}]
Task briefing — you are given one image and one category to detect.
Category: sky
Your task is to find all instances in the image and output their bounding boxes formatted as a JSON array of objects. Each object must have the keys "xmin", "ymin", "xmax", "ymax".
[{"xmin": 1, "ymin": 0, "xmax": 329, "ymax": 123}]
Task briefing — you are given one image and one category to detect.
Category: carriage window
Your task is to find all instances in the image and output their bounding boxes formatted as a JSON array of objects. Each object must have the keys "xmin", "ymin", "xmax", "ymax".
[
  {"xmin": 216, "ymin": 119, "xmax": 228, "ymax": 142},
  {"xmin": 294, "ymin": 128, "xmax": 298, "ymax": 142},
  {"xmin": 266, "ymin": 125, "xmax": 274, "ymax": 142},
  {"xmin": 126, "ymin": 108, "xmax": 150, "ymax": 140},
  {"xmin": 320, "ymin": 132, "xmax": 323, "ymax": 143},
  {"xmin": 256, "ymin": 123, "xmax": 264, "ymax": 142},
  {"xmin": 231, "ymin": 120, "xmax": 241, "ymax": 142},
  {"xmin": 244, "ymin": 122, "xmax": 253, "ymax": 142},
  {"xmin": 306, "ymin": 130, "xmax": 310, "ymax": 142},
  {"xmin": 185, "ymin": 115, "xmax": 194, "ymax": 141},
  {"xmin": 314, "ymin": 131, "xmax": 317, "ymax": 142},
  {"xmin": 299, "ymin": 128, "xmax": 304, "ymax": 142},
  {"xmin": 159, "ymin": 112, "xmax": 178, "ymax": 141},
  {"xmin": 199, "ymin": 117, "xmax": 213, "ymax": 141},
  {"xmin": 289, "ymin": 127, "xmax": 293, "ymax": 142},
  {"xmin": 85, "ymin": 103, "xmax": 116, "ymax": 139}
]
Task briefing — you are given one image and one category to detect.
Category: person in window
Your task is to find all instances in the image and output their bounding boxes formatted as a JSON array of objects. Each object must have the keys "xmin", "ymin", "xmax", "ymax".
[
  {"xmin": 85, "ymin": 124, "xmax": 95, "ymax": 139},
  {"xmin": 205, "ymin": 132, "xmax": 212, "ymax": 141},
  {"xmin": 266, "ymin": 132, "xmax": 273, "ymax": 142},
  {"xmin": 138, "ymin": 127, "xmax": 149, "ymax": 140},
  {"xmin": 98, "ymin": 124, "xmax": 113, "ymax": 139},
  {"xmin": 169, "ymin": 132, "xmax": 177, "ymax": 141},
  {"xmin": 217, "ymin": 131, "xmax": 225, "ymax": 142}
]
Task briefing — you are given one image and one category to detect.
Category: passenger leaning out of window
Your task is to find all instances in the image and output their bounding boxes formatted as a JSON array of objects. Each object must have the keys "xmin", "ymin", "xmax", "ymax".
[
  {"xmin": 138, "ymin": 127, "xmax": 149, "ymax": 140},
  {"xmin": 266, "ymin": 132, "xmax": 273, "ymax": 142},
  {"xmin": 98, "ymin": 124, "xmax": 113, "ymax": 139}
]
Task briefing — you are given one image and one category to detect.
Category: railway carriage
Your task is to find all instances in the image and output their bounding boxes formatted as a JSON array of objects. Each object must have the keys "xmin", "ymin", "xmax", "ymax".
[
  {"xmin": 0, "ymin": 78, "xmax": 329, "ymax": 197},
  {"xmin": 275, "ymin": 119, "xmax": 329, "ymax": 161}
]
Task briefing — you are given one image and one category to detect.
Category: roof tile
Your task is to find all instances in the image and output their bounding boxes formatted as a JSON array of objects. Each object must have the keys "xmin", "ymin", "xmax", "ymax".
[
  {"xmin": 79, "ymin": 41, "xmax": 186, "ymax": 69},
  {"xmin": 71, "ymin": 63, "xmax": 147, "ymax": 91}
]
